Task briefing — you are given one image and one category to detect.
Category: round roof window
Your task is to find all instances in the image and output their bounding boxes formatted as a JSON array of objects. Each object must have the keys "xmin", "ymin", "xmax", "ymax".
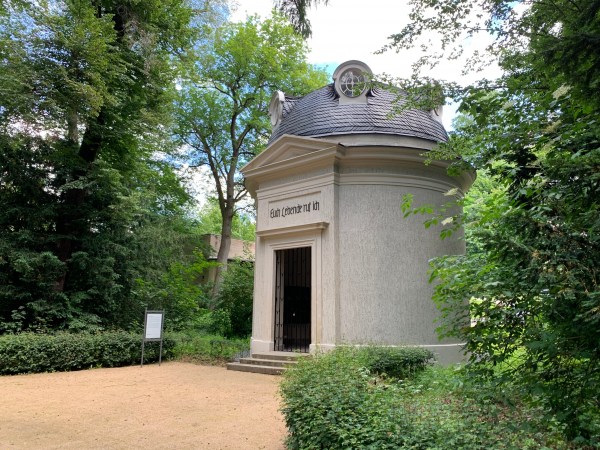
[
  {"xmin": 339, "ymin": 69, "xmax": 367, "ymax": 98},
  {"xmin": 332, "ymin": 60, "xmax": 373, "ymax": 103}
]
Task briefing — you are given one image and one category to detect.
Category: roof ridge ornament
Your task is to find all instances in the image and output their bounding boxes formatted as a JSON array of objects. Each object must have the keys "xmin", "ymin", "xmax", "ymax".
[
  {"xmin": 332, "ymin": 60, "xmax": 373, "ymax": 105},
  {"xmin": 269, "ymin": 90, "xmax": 286, "ymax": 128},
  {"xmin": 430, "ymin": 105, "xmax": 444, "ymax": 124}
]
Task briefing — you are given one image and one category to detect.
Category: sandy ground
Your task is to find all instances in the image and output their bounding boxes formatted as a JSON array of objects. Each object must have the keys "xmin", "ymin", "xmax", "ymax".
[{"xmin": 0, "ymin": 362, "xmax": 287, "ymax": 449}]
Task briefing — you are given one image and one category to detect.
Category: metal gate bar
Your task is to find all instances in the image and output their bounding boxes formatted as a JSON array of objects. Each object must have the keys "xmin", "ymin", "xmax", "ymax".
[{"xmin": 274, "ymin": 250, "xmax": 284, "ymax": 350}]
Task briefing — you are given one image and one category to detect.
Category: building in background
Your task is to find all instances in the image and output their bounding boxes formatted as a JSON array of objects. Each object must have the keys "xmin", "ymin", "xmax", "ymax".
[{"xmin": 199, "ymin": 234, "xmax": 255, "ymax": 285}]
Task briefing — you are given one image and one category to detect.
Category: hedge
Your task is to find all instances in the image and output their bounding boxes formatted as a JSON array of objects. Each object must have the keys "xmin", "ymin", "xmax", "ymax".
[{"xmin": 0, "ymin": 331, "xmax": 174, "ymax": 375}]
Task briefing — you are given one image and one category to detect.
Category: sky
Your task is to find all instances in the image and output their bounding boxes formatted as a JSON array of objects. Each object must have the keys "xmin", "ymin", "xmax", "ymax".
[
  {"xmin": 231, "ymin": 0, "xmax": 500, "ymax": 130},
  {"xmin": 232, "ymin": 0, "xmax": 421, "ymax": 76}
]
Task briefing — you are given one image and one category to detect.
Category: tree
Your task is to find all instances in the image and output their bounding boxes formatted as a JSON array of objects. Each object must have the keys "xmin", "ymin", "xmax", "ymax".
[
  {"xmin": 391, "ymin": 0, "xmax": 600, "ymax": 441},
  {"xmin": 0, "ymin": 1, "xmax": 220, "ymax": 331},
  {"xmin": 175, "ymin": 14, "xmax": 328, "ymax": 292},
  {"xmin": 197, "ymin": 197, "xmax": 256, "ymax": 242},
  {"xmin": 274, "ymin": 0, "xmax": 329, "ymax": 38}
]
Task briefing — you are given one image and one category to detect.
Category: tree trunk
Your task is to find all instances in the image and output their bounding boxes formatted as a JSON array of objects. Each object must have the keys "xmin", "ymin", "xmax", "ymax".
[
  {"xmin": 211, "ymin": 204, "xmax": 234, "ymax": 297},
  {"xmin": 53, "ymin": 114, "xmax": 104, "ymax": 292}
]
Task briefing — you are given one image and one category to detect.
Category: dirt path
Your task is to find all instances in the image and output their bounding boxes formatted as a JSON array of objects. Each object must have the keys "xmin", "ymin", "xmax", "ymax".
[{"xmin": 0, "ymin": 362, "xmax": 287, "ymax": 449}]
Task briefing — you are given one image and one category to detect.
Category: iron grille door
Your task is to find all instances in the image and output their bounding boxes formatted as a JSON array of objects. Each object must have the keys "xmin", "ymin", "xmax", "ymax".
[
  {"xmin": 274, "ymin": 247, "xmax": 311, "ymax": 352},
  {"xmin": 274, "ymin": 250, "xmax": 285, "ymax": 351}
]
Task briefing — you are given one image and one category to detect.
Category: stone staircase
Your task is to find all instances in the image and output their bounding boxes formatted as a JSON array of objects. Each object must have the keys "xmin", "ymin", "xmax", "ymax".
[{"xmin": 226, "ymin": 351, "xmax": 307, "ymax": 375}]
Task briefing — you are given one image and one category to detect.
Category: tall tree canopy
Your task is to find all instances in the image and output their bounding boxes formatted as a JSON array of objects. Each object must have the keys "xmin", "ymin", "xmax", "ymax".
[
  {"xmin": 0, "ymin": 0, "xmax": 220, "ymax": 331},
  {"xmin": 392, "ymin": 0, "xmax": 600, "ymax": 441},
  {"xmin": 175, "ymin": 14, "xmax": 328, "ymax": 290}
]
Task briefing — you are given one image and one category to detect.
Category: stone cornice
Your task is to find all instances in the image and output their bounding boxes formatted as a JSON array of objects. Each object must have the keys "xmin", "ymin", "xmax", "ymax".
[
  {"xmin": 256, "ymin": 222, "xmax": 329, "ymax": 238},
  {"xmin": 243, "ymin": 135, "xmax": 475, "ymax": 197}
]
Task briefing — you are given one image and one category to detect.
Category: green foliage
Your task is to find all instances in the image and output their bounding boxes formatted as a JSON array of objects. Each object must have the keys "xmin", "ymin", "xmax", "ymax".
[
  {"xmin": 404, "ymin": 152, "xmax": 600, "ymax": 443},
  {"xmin": 175, "ymin": 13, "xmax": 328, "ymax": 284},
  {"xmin": 197, "ymin": 198, "xmax": 256, "ymax": 241},
  {"xmin": 460, "ymin": 170, "xmax": 508, "ymax": 255},
  {"xmin": 281, "ymin": 347, "xmax": 410, "ymax": 450},
  {"xmin": 168, "ymin": 330, "xmax": 249, "ymax": 364},
  {"xmin": 132, "ymin": 249, "xmax": 215, "ymax": 331},
  {"xmin": 361, "ymin": 346, "xmax": 434, "ymax": 379},
  {"xmin": 383, "ymin": 0, "xmax": 600, "ymax": 442},
  {"xmin": 281, "ymin": 350, "xmax": 569, "ymax": 449},
  {"xmin": 0, "ymin": 332, "xmax": 173, "ymax": 375},
  {"xmin": 0, "ymin": 1, "xmax": 221, "ymax": 332},
  {"xmin": 428, "ymin": 189, "xmax": 600, "ymax": 443},
  {"xmin": 396, "ymin": 366, "xmax": 569, "ymax": 450},
  {"xmin": 212, "ymin": 261, "xmax": 254, "ymax": 338}
]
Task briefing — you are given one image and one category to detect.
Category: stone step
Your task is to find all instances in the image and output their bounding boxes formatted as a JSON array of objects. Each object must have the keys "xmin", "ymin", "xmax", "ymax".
[
  {"xmin": 227, "ymin": 352, "xmax": 311, "ymax": 375},
  {"xmin": 226, "ymin": 362, "xmax": 285, "ymax": 375},
  {"xmin": 238, "ymin": 357, "xmax": 297, "ymax": 367},
  {"xmin": 251, "ymin": 351, "xmax": 309, "ymax": 361}
]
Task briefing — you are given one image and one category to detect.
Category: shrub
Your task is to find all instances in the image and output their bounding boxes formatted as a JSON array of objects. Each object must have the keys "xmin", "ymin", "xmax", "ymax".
[
  {"xmin": 280, "ymin": 347, "xmax": 412, "ymax": 449},
  {"xmin": 280, "ymin": 348, "xmax": 569, "ymax": 449},
  {"xmin": 0, "ymin": 332, "xmax": 174, "ymax": 375},
  {"xmin": 213, "ymin": 261, "xmax": 253, "ymax": 338},
  {"xmin": 168, "ymin": 330, "xmax": 249, "ymax": 364},
  {"xmin": 361, "ymin": 346, "xmax": 434, "ymax": 379}
]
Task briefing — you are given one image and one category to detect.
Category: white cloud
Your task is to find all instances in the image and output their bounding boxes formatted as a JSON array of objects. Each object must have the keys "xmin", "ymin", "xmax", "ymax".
[
  {"xmin": 231, "ymin": 0, "xmax": 414, "ymax": 76},
  {"xmin": 305, "ymin": 0, "xmax": 414, "ymax": 76}
]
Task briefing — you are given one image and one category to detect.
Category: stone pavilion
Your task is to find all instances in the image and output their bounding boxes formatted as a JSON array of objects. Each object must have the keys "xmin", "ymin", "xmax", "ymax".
[{"xmin": 232, "ymin": 60, "xmax": 474, "ymax": 372}]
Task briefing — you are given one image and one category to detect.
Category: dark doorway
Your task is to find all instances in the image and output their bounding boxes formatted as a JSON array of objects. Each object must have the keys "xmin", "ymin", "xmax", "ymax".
[{"xmin": 274, "ymin": 247, "xmax": 311, "ymax": 352}]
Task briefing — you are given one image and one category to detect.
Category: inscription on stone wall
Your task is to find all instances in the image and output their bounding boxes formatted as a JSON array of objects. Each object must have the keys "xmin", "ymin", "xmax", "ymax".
[
  {"xmin": 270, "ymin": 200, "xmax": 320, "ymax": 219},
  {"xmin": 267, "ymin": 193, "xmax": 322, "ymax": 226}
]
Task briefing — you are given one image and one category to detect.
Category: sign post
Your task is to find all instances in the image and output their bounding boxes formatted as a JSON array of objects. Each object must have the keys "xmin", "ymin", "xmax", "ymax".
[{"xmin": 141, "ymin": 309, "xmax": 164, "ymax": 367}]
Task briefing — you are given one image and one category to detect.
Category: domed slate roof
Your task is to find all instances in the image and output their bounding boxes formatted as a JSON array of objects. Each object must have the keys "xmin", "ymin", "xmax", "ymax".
[{"xmin": 269, "ymin": 84, "xmax": 448, "ymax": 144}]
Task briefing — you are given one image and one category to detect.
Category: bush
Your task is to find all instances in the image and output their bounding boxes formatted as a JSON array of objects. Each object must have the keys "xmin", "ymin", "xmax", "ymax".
[
  {"xmin": 280, "ymin": 348, "xmax": 569, "ymax": 449},
  {"xmin": 168, "ymin": 330, "xmax": 249, "ymax": 364},
  {"xmin": 361, "ymin": 346, "xmax": 434, "ymax": 379},
  {"xmin": 280, "ymin": 347, "xmax": 417, "ymax": 449},
  {"xmin": 0, "ymin": 332, "xmax": 174, "ymax": 375},
  {"xmin": 213, "ymin": 261, "xmax": 253, "ymax": 338}
]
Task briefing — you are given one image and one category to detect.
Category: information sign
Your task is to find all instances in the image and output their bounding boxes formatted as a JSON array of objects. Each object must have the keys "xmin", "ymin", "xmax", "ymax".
[
  {"xmin": 145, "ymin": 312, "xmax": 163, "ymax": 340},
  {"xmin": 141, "ymin": 309, "xmax": 164, "ymax": 367}
]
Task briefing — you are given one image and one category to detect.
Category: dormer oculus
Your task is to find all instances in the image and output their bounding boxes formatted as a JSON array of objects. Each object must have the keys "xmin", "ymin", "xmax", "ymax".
[
  {"xmin": 332, "ymin": 60, "xmax": 373, "ymax": 104},
  {"xmin": 339, "ymin": 69, "xmax": 367, "ymax": 97}
]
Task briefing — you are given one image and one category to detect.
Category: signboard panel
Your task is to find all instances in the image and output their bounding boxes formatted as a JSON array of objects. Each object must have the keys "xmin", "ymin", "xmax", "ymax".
[{"xmin": 144, "ymin": 312, "xmax": 163, "ymax": 340}]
